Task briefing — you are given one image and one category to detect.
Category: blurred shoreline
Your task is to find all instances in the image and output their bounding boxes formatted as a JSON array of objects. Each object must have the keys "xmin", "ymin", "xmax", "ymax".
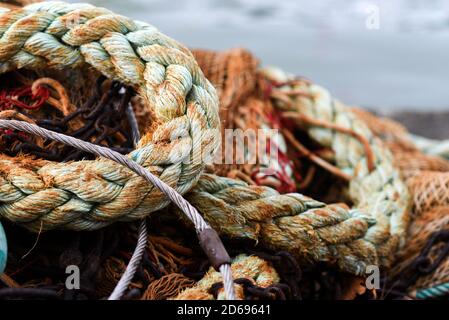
[
  {"xmin": 72, "ymin": 0, "xmax": 449, "ymax": 113},
  {"xmin": 387, "ymin": 111, "xmax": 449, "ymax": 139}
]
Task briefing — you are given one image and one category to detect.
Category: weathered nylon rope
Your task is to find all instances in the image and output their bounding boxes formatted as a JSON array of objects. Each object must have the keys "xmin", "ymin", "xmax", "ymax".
[
  {"xmin": 172, "ymin": 67, "xmax": 411, "ymax": 275},
  {"xmin": 182, "ymin": 174, "xmax": 378, "ymax": 275},
  {"xmin": 174, "ymin": 254, "xmax": 280, "ymax": 300},
  {"xmin": 415, "ymin": 281, "xmax": 449, "ymax": 299},
  {"xmin": 0, "ymin": 119, "xmax": 235, "ymax": 299},
  {"xmin": 0, "ymin": 1, "xmax": 410, "ymax": 281},
  {"xmin": 263, "ymin": 67, "xmax": 410, "ymax": 268},
  {"xmin": 0, "ymin": 221, "xmax": 6, "ymax": 274},
  {"xmin": 0, "ymin": 2, "xmax": 220, "ymax": 231}
]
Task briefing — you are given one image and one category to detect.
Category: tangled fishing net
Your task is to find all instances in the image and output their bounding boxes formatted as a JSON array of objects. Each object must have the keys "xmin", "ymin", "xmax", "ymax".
[{"xmin": 0, "ymin": 1, "xmax": 448, "ymax": 300}]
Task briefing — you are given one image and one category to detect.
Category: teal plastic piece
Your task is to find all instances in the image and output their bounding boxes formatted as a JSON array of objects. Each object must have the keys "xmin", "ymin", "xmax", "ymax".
[{"xmin": 0, "ymin": 222, "xmax": 6, "ymax": 274}]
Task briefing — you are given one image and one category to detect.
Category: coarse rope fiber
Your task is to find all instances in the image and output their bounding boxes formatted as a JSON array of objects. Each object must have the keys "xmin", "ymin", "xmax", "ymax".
[
  {"xmin": 167, "ymin": 51, "xmax": 412, "ymax": 275},
  {"xmin": 0, "ymin": 2, "xmax": 236, "ymax": 300},
  {"xmin": 176, "ymin": 49, "xmax": 449, "ymax": 298},
  {"xmin": 1, "ymin": 4, "xmax": 411, "ymax": 279},
  {"xmin": 349, "ymin": 98, "xmax": 449, "ymax": 298},
  {"xmin": 263, "ymin": 67, "xmax": 410, "ymax": 270},
  {"xmin": 0, "ymin": 1, "xmax": 447, "ymax": 300},
  {"xmin": 409, "ymin": 135, "xmax": 449, "ymax": 160},
  {"xmin": 0, "ymin": 1, "xmax": 220, "ymax": 231},
  {"xmin": 174, "ymin": 254, "xmax": 280, "ymax": 300},
  {"xmin": 0, "ymin": 119, "xmax": 236, "ymax": 299}
]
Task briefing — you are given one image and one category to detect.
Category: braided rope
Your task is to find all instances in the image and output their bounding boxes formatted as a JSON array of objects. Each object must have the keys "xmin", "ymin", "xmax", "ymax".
[
  {"xmin": 0, "ymin": 2, "xmax": 411, "ymax": 279},
  {"xmin": 0, "ymin": 221, "xmax": 6, "ymax": 274},
  {"xmin": 0, "ymin": 119, "xmax": 235, "ymax": 299},
  {"xmin": 415, "ymin": 282, "xmax": 449, "ymax": 299},
  {"xmin": 0, "ymin": 2, "xmax": 220, "ymax": 231},
  {"xmin": 410, "ymin": 134, "xmax": 449, "ymax": 160},
  {"xmin": 184, "ymin": 174, "xmax": 378, "ymax": 274},
  {"xmin": 263, "ymin": 67, "xmax": 410, "ymax": 267},
  {"xmin": 174, "ymin": 254, "xmax": 280, "ymax": 300},
  {"xmin": 176, "ymin": 67, "xmax": 411, "ymax": 275}
]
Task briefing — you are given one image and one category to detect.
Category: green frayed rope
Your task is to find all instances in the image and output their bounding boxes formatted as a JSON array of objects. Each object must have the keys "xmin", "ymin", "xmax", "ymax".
[
  {"xmin": 0, "ymin": 221, "xmax": 6, "ymax": 274},
  {"xmin": 0, "ymin": 2, "xmax": 411, "ymax": 277},
  {"xmin": 0, "ymin": 1, "xmax": 220, "ymax": 231},
  {"xmin": 173, "ymin": 68, "xmax": 411, "ymax": 275},
  {"xmin": 415, "ymin": 282, "xmax": 449, "ymax": 300}
]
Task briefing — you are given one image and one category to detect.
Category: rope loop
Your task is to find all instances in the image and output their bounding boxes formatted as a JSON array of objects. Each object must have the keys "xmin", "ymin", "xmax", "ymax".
[{"xmin": 0, "ymin": 2, "xmax": 220, "ymax": 230}]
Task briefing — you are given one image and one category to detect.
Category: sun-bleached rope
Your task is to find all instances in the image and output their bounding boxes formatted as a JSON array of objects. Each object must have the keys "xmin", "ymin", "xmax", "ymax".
[
  {"xmin": 167, "ymin": 65, "xmax": 411, "ymax": 275},
  {"xmin": 0, "ymin": 119, "xmax": 235, "ymax": 300},
  {"xmin": 0, "ymin": 2, "xmax": 410, "ymax": 285},
  {"xmin": 262, "ymin": 67, "xmax": 410, "ymax": 267},
  {"xmin": 0, "ymin": 119, "xmax": 211, "ymax": 230},
  {"xmin": 0, "ymin": 2, "xmax": 221, "ymax": 231},
  {"xmin": 188, "ymin": 49, "xmax": 411, "ymax": 274},
  {"xmin": 174, "ymin": 254, "xmax": 280, "ymax": 300},
  {"xmin": 181, "ymin": 174, "xmax": 378, "ymax": 275}
]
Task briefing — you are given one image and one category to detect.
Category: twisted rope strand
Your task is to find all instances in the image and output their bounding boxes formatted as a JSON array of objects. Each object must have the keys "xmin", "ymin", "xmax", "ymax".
[
  {"xmin": 182, "ymin": 173, "xmax": 377, "ymax": 275},
  {"xmin": 171, "ymin": 66, "xmax": 411, "ymax": 275},
  {"xmin": 0, "ymin": 2, "xmax": 220, "ymax": 230},
  {"xmin": 409, "ymin": 134, "xmax": 449, "ymax": 160},
  {"xmin": 262, "ymin": 67, "xmax": 410, "ymax": 267},
  {"xmin": 0, "ymin": 119, "xmax": 235, "ymax": 299},
  {"xmin": 281, "ymin": 112, "xmax": 375, "ymax": 173},
  {"xmin": 0, "ymin": 119, "xmax": 210, "ymax": 231},
  {"xmin": 415, "ymin": 281, "xmax": 449, "ymax": 299},
  {"xmin": 0, "ymin": 2, "xmax": 411, "ymax": 288}
]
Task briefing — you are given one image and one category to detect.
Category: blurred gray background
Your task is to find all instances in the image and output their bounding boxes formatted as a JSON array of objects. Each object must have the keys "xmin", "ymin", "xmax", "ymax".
[{"xmin": 70, "ymin": 0, "xmax": 449, "ymax": 113}]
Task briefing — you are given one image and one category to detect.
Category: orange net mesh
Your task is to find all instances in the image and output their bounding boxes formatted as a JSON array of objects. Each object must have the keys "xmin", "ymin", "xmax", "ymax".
[
  {"xmin": 192, "ymin": 48, "xmax": 259, "ymax": 131},
  {"xmin": 352, "ymin": 107, "xmax": 449, "ymax": 210},
  {"xmin": 350, "ymin": 107, "xmax": 416, "ymax": 150},
  {"xmin": 350, "ymin": 108, "xmax": 449, "ymax": 293},
  {"xmin": 390, "ymin": 206, "xmax": 449, "ymax": 291},
  {"xmin": 142, "ymin": 273, "xmax": 195, "ymax": 300},
  {"xmin": 193, "ymin": 49, "xmax": 260, "ymax": 177},
  {"xmin": 406, "ymin": 171, "xmax": 449, "ymax": 216},
  {"xmin": 192, "ymin": 49, "xmax": 298, "ymax": 192},
  {"xmin": 193, "ymin": 48, "xmax": 449, "ymax": 294},
  {"xmin": 390, "ymin": 147, "xmax": 449, "ymax": 174}
]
